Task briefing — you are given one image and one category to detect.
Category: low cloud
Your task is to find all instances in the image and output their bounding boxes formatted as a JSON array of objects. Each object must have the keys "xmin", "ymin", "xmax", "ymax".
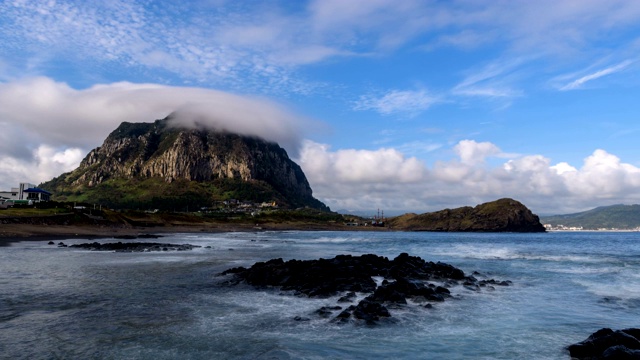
[
  {"xmin": 0, "ymin": 77, "xmax": 310, "ymax": 189},
  {"xmin": 298, "ymin": 140, "xmax": 640, "ymax": 215}
]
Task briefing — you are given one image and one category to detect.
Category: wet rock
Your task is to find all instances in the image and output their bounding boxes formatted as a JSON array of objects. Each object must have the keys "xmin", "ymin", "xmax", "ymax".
[
  {"xmin": 315, "ymin": 306, "xmax": 342, "ymax": 318},
  {"xmin": 220, "ymin": 253, "xmax": 465, "ymax": 299},
  {"xmin": 69, "ymin": 242, "xmax": 200, "ymax": 252},
  {"xmin": 337, "ymin": 291, "xmax": 357, "ymax": 303},
  {"xmin": 220, "ymin": 252, "xmax": 510, "ymax": 325},
  {"xmin": 352, "ymin": 298, "xmax": 391, "ymax": 324},
  {"xmin": 567, "ymin": 328, "xmax": 640, "ymax": 359},
  {"xmin": 479, "ymin": 279, "xmax": 512, "ymax": 287},
  {"xmin": 48, "ymin": 241, "xmax": 55, "ymax": 245}
]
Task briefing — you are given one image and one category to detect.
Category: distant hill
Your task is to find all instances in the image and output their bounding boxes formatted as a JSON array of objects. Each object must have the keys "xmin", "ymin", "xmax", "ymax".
[
  {"xmin": 388, "ymin": 198, "xmax": 545, "ymax": 232},
  {"xmin": 41, "ymin": 117, "xmax": 328, "ymax": 211},
  {"xmin": 540, "ymin": 204, "xmax": 640, "ymax": 229}
]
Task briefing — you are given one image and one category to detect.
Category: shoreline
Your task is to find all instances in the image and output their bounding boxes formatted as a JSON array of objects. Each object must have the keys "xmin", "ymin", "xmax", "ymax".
[{"xmin": 0, "ymin": 222, "xmax": 389, "ymax": 246}]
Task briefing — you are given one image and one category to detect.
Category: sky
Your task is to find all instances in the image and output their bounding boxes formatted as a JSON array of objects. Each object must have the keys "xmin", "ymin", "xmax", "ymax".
[{"xmin": 2, "ymin": 0, "xmax": 640, "ymax": 215}]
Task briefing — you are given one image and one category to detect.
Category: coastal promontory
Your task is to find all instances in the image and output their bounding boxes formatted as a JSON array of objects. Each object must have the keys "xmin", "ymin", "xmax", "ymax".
[{"xmin": 388, "ymin": 198, "xmax": 545, "ymax": 232}]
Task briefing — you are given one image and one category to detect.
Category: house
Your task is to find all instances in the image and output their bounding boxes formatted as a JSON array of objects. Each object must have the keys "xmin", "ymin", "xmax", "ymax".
[
  {"xmin": 0, "ymin": 182, "xmax": 51, "ymax": 203},
  {"xmin": 24, "ymin": 188, "xmax": 51, "ymax": 202}
]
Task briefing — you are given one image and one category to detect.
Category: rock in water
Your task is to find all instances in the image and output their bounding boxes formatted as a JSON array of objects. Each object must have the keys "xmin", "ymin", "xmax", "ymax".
[
  {"xmin": 40, "ymin": 117, "xmax": 328, "ymax": 211},
  {"xmin": 69, "ymin": 241, "xmax": 200, "ymax": 252},
  {"xmin": 567, "ymin": 328, "xmax": 640, "ymax": 359},
  {"xmin": 220, "ymin": 253, "xmax": 511, "ymax": 325}
]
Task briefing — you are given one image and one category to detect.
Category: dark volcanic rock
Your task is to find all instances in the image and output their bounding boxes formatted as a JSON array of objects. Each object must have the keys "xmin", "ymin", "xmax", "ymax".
[
  {"xmin": 220, "ymin": 253, "xmax": 463, "ymax": 298},
  {"xmin": 568, "ymin": 328, "xmax": 640, "ymax": 359},
  {"xmin": 69, "ymin": 241, "xmax": 200, "ymax": 252},
  {"xmin": 314, "ymin": 306, "xmax": 343, "ymax": 318},
  {"xmin": 220, "ymin": 252, "xmax": 511, "ymax": 325},
  {"xmin": 352, "ymin": 298, "xmax": 391, "ymax": 324}
]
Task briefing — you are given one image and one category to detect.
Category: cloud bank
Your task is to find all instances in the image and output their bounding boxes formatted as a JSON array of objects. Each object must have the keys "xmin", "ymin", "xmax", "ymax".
[
  {"xmin": 0, "ymin": 77, "xmax": 310, "ymax": 189},
  {"xmin": 298, "ymin": 140, "xmax": 640, "ymax": 215}
]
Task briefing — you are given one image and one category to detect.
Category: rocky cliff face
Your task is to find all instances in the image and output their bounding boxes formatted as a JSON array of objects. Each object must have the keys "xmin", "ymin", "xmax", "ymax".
[
  {"xmin": 43, "ymin": 118, "xmax": 328, "ymax": 210},
  {"xmin": 388, "ymin": 198, "xmax": 545, "ymax": 232}
]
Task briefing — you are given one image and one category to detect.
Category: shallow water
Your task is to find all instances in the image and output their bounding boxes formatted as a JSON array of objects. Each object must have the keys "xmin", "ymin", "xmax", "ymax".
[{"xmin": 1, "ymin": 231, "xmax": 639, "ymax": 359}]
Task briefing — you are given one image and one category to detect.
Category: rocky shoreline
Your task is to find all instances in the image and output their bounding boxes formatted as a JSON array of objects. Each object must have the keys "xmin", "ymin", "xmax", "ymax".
[
  {"xmin": 0, "ymin": 222, "xmax": 381, "ymax": 246},
  {"xmin": 220, "ymin": 253, "xmax": 511, "ymax": 325}
]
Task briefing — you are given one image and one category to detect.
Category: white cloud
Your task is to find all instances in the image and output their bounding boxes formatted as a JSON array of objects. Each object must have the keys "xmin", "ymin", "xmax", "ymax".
[
  {"xmin": 560, "ymin": 60, "xmax": 635, "ymax": 90},
  {"xmin": 354, "ymin": 89, "xmax": 439, "ymax": 116},
  {"xmin": 563, "ymin": 149, "xmax": 640, "ymax": 195},
  {"xmin": 454, "ymin": 140, "xmax": 501, "ymax": 165},
  {"xmin": 0, "ymin": 77, "xmax": 307, "ymax": 151},
  {"xmin": 0, "ymin": 77, "xmax": 313, "ymax": 190},
  {"xmin": 298, "ymin": 140, "xmax": 640, "ymax": 215},
  {"xmin": 0, "ymin": 145, "xmax": 84, "ymax": 190},
  {"xmin": 298, "ymin": 141, "xmax": 426, "ymax": 185}
]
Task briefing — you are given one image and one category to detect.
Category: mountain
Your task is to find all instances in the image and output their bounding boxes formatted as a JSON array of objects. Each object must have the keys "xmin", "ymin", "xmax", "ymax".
[
  {"xmin": 540, "ymin": 204, "xmax": 640, "ymax": 229},
  {"xmin": 41, "ymin": 117, "xmax": 328, "ymax": 211},
  {"xmin": 388, "ymin": 198, "xmax": 545, "ymax": 232}
]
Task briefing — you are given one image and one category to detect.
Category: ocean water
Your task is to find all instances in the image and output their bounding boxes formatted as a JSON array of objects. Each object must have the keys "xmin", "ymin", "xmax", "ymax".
[{"xmin": 1, "ymin": 231, "xmax": 639, "ymax": 359}]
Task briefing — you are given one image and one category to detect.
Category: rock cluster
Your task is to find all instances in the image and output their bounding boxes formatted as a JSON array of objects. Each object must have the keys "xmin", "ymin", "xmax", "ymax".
[
  {"xmin": 69, "ymin": 241, "xmax": 200, "ymax": 252},
  {"xmin": 221, "ymin": 253, "xmax": 510, "ymax": 325},
  {"xmin": 568, "ymin": 328, "xmax": 640, "ymax": 359}
]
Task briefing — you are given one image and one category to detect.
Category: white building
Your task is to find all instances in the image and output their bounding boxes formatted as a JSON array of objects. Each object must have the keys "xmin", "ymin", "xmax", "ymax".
[{"xmin": 0, "ymin": 183, "xmax": 51, "ymax": 202}]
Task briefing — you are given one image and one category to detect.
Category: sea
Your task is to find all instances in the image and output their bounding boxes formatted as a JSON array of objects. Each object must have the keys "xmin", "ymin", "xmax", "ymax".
[{"xmin": 1, "ymin": 230, "xmax": 639, "ymax": 359}]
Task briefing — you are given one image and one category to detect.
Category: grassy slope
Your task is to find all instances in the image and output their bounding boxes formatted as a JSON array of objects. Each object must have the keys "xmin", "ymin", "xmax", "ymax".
[
  {"xmin": 0, "ymin": 206, "xmax": 348, "ymax": 232},
  {"xmin": 44, "ymin": 177, "xmax": 288, "ymax": 211}
]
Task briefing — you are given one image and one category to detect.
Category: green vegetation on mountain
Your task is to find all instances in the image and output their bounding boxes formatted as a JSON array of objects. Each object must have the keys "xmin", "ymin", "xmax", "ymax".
[
  {"xmin": 540, "ymin": 204, "xmax": 640, "ymax": 229},
  {"xmin": 0, "ymin": 204, "xmax": 347, "ymax": 231},
  {"xmin": 388, "ymin": 198, "xmax": 545, "ymax": 232},
  {"xmin": 44, "ymin": 176, "xmax": 288, "ymax": 211}
]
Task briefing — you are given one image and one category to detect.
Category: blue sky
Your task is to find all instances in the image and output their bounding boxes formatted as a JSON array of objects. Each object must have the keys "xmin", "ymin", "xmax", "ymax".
[{"xmin": 2, "ymin": 0, "xmax": 640, "ymax": 215}]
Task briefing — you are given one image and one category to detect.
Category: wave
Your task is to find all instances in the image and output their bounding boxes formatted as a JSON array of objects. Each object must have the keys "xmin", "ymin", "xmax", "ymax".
[
  {"xmin": 429, "ymin": 244, "xmax": 616, "ymax": 263},
  {"xmin": 574, "ymin": 276, "xmax": 640, "ymax": 302}
]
